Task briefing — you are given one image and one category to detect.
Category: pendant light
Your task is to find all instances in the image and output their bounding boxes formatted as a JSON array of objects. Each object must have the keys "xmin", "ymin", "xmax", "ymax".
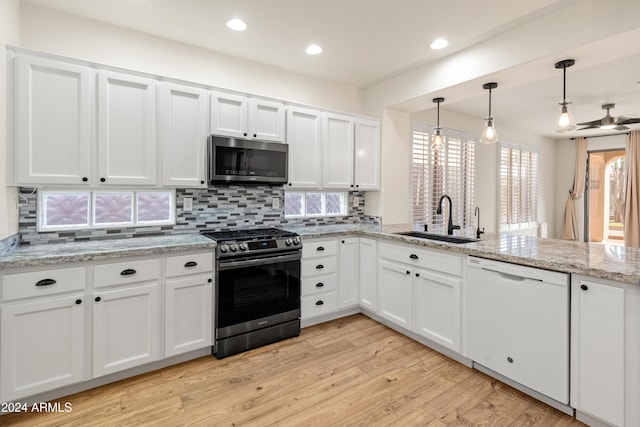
[
  {"xmin": 432, "ymin": 97, "xmax": 445, "ymax": 150},
  {"xmin": 479, "ymin": 82, "xmax": 499, "ymax": 144},
  {"xmin": 555, "ymin": 59, "xmax": 576, "ymax": 133}
]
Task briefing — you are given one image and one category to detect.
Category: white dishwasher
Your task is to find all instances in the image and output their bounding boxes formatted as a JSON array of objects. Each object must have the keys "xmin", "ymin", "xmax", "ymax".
[{"xmin": 466, "ymin": 256, "xmax": 569, "ymax": 405}]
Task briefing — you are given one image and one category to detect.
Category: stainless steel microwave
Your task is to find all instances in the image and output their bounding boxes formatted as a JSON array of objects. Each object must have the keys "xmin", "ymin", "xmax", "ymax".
[{"xmin": 208, "ymin": 135, "xmax": 288, "ymax": 184}]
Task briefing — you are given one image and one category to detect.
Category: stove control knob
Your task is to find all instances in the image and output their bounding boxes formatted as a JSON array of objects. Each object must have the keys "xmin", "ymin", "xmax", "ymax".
[
  {"xmin": 219, "ymin": 244, "xmax": 229, "ymax": 253},
  {"xmin": 239, "ymin": 243, "xmax": 248, "ymax": 251},
  {"xmin": 292, "ymin": 237, "xmax": 301, "ymax": 246},
  {"xmin": 284, "ymin": 238, "xmax": 292, "ymax": 246},
  {"xmin": 229, "ymin": 244, "xmax": 238, "ymax": 252}
]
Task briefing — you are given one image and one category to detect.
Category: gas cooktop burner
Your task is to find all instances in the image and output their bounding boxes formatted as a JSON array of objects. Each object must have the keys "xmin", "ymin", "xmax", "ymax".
[{"xmin": 201, "ymin": 227, "xmax": 301, "ymax": 258}]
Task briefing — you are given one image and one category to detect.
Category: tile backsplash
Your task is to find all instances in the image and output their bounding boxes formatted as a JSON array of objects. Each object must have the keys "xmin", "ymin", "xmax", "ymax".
[{"xmin": 18, "ymin": 186, "xmax": 379, "ymax": 245}]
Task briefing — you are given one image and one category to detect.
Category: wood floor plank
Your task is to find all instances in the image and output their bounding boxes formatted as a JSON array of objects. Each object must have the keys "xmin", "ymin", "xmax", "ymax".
[{"xmin": 0, "ymin": 314, "xmax": 585, "ymax": 427}]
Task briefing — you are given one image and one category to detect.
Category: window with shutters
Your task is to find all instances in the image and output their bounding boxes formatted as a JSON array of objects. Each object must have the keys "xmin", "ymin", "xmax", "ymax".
[
  {"xmin": 412, "ymin": 124, "xmax": 475, "ymax": 232},
  {"xmin": 499, "ymin": 142, "xmax": 539, "ymax": 231}
]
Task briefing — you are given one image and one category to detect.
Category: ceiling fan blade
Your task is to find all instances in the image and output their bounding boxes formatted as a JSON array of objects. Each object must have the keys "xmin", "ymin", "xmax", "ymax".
[
  {"xmin": 576, "ymin": 119, "xmax": 602, "ymax": 126},
  {"xmin": 577, "ymin": 125, "xmax": 599, "ymax": 131},
  {"xmin": 617, "ymin": 117, "xmax": 640, "ymax": 125},
  {"xmin": 614, "ymin": 125, "xmax": 630, "ymax": 131}
]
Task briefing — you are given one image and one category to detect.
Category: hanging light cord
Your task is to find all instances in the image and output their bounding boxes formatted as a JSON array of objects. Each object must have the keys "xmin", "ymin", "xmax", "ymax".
[{"xmin": 487, "ymin": 87, "xmax": 492, "ymax": 117}]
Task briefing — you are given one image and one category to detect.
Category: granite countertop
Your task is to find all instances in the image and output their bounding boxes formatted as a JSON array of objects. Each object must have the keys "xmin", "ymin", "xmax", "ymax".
[
  {"xmin": 2, "ymin": 224, "xmax": 639, "ymax": 285},
  {"xmin": 284, "ymin": 223, "xmax": 640, "ymax": 285},
  {"xmin": 0, "ymin": 234, "xmax": 216, "ymax": 270}
]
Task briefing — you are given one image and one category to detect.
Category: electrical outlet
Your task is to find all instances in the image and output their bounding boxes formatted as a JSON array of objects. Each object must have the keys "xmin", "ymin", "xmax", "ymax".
[
  {"xmin": 272, "ymin": 197, "xmax": 280, "ymax": 209},
  {"xmin": 183, "ymin": 197, "xmax": 193, "ymax": 212},
  {"xmin": 352, "ymin": 196, "xmax": 360, "ymax": 208}
]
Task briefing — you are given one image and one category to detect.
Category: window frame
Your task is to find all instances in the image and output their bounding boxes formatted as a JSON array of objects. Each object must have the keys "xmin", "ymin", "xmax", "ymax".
[
  {"xmin": 498, "ymin": 142, "xmax": 539, "ymax": 232},
  {"xmin": 38, "ymin": 189, "xmax": 175, "ymax": 232},
  {"xmin": 411, "ymin": 123, "xmax": 476, "ymax": 233},
  {"xmin": 284, "ymin": 191, "xmax": 348, "ymax": 218}
]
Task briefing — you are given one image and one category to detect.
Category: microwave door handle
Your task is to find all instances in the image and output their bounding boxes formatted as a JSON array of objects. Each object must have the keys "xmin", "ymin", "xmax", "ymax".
[{"xmin": 217, "ymin": 253, "xmax": 301, "ymax": 270}]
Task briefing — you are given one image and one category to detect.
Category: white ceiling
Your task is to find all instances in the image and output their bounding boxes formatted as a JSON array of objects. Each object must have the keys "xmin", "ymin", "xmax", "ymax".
[{"xmin": 20, "ymin": 0, "xmax": 640, "ymax": 139}]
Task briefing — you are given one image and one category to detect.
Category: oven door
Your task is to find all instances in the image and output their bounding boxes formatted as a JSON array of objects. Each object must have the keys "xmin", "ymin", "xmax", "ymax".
[{"xmin": 216, "ymin": 251, "xmax": 300, "ymax": 339}]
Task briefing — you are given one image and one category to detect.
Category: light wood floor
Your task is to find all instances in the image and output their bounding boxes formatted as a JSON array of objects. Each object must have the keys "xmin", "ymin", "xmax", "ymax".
[{"xmin": 2, "ymin": 314, "xmax": 585, "ymax": 426}]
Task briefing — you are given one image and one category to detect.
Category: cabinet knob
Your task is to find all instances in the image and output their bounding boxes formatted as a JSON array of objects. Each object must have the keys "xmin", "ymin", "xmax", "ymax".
[
  {"xmin": 356, "ymin": 185, "xmax": 359, "ymax": 188},
  {"xmin": 415, "ymin": 273, "xmax": 420, "ymax": 277},
  {"xmin": 75, "ymin": 299, "xmax": 82, "ymax": 305},
  {"xmin": 315, "ymin": 300, "xmax": 324, "ymax": 306},
  {"xmin": 580, "ymin": 284, "xmax": 588, "ymax": 291},
  {"xmin": 253, "ymin": 134, "xmax": 257, "ymax": 138},
  {"xmin": 243, "ymin": 132, "xmax": 248, "ymax": 137},
  {"xmin": 82, "ymin": 177, "xmax": 88, "ymax": 182},
  {"xmin": 410, "ymin": 254, "xmax": 419, "ymax": 260},
  {"xmin": 507, "ymin": 357, "xmax": 514, "ymax": 363},
  {"xmin": 95, "ymin": 296, "xmax": 101, "ymax": 302},
  {"xmin": 200, "ymin": 180, "xmax": 205, "ymax": 185},
  {"xmin": 288, "ymin": 183, "xmax": 292, "ymax": 186},
  {"xmin": 208, "ymin": 278, "xmax": 213, "ymax": 283},
  {"xmin": 341, "ymin": 240, "xmax": 345, "ymax": 243},
  {"xmin": 100, "ymin": 177, "xmax": 106, "ymax": 182},
  {"xmin": 406, "ymin": 270, "xmax": 410, "ymax": 275},
  {"xmin": 350, "ymin": 184, "xmax": 354, "ymax": 188}
]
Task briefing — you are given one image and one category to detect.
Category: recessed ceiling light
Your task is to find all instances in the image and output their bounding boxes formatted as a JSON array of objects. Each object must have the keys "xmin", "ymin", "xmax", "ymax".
[
  {"xmin": 226, "ymin": 18, "xmax": 247, "ymax": 32},
  {"xmin": 306, "ymin": 44, "xmax": 323, "ymax": 55},
  {"xmin": 430, "ymin": 38, "xmax": 449, "ymax": 50}
]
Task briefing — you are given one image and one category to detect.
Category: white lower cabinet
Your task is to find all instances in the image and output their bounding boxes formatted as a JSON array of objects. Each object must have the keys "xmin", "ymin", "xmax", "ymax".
[
  {"xmin": 93, "ymin": 282, "xmax": 161, "ymax": 377},
  {"xmin": 0, "ymin": 266, "xmax": 87, "ymax": 402},
  {"xmin": 377, "ymin": 260, "xmax": 413, "ymax": 329},
  {"xmin": 413, "ymin": 268, "xmax": 461, "ymax": 352},
  {"xmin": 338, "ymin": 237, "xmax": 359, "ymax": 308},
  {"xmin": 571, "ymin": 275, "xmax": 640, "ymax": 427},
  {"xmin": 301, "ymin": 239, "xmax": 338, "ymax": 320},
  {"xmin": 164, "ymin": 252, "xmax": 214, "ymax": 357}
]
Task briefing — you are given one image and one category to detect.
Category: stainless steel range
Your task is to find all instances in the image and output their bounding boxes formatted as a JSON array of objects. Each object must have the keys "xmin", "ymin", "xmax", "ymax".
[{"xmin": 202, "ymin": 228, "xmax": 302, "ymax": 359}]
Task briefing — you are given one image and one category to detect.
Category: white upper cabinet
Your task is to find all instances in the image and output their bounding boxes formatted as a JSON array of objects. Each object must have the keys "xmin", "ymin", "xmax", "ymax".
[
  {"xmin": 211, "ymin": 92, "xmax": 285, "ymax": 142},
  {"xmin": 323, "ymin": 113, "xmax": 355, "ymax": 189},
  {"xmin": 354, "ymin": 118, "xmax": 381, "ymax": 190},
  {"xmin": 14, "ymin": 55, "xmax": 91, "ymax": 185},
  {"xmin": 159, "ymin": 83, "xmax": 209, "ymax": 187},
  {"xmin": 287, "ymin": 106, "xmax": 323, "ymax": 189},
  {"xmin": 97, "ymin": 70, "xmax": 157, "ymax": 185}
]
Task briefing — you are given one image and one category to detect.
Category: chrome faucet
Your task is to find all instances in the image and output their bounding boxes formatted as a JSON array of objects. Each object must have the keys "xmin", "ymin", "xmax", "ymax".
[
  {"xmin": 437, "ymin": 195, "xmax": 460, "ymax": 235},
  {"xmin": 475, "ymin": 206, "xmax": 485, "ymax": 239}
]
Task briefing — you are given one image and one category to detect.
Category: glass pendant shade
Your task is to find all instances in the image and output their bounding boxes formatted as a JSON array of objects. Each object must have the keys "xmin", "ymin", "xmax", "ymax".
[
  {"xmin": 480, "ymin": 117, "xmax": 498, "ymax": 144},
  {"xmin": 554, "ymin": 59, "xmax": 576, "ymax": 134},
  {"xmin": 479, "ymin": 82, "xmax": 498, "ymax": 144},
  {"xmin": 432, "ymin": 97, "xmax": 445, "ymax": 150}
]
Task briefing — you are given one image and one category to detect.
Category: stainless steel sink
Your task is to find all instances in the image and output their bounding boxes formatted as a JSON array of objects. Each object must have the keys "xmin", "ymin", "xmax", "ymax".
[{"xmin": 394, "ymin": 231, "xmax": 478, "ymax": 244}]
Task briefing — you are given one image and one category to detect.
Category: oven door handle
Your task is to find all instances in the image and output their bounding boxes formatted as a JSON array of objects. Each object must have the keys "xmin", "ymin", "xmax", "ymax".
[{"xmin": 217, "ymin": 253, "xmax": 301, "ymax": 270}]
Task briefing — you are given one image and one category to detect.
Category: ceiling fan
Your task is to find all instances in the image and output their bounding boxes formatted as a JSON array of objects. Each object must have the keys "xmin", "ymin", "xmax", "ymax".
[{"xmin": 577, "ymin": 103, "xmax": 640, "ymax": 131}]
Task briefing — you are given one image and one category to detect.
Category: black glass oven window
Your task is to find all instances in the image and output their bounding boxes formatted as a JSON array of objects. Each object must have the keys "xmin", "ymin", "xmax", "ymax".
[
  {"xmin": 217, "ymin": 258, "xmax": 300, "ymax": 328},
  {"xmin": 215, "ymin": 146, "xmax": 287, "ymax": 178}
]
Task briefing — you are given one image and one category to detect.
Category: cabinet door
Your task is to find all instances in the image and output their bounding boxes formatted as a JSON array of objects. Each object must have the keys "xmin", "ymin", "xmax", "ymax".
[
  {"xmin": 210, "ymin": 91, "xmax": 248, "ymax": 138},
  {"xmin": 338, "ymin": 237, "xmax": 359, "ymax": 308},
  {"xmin": 413, "ymin": 268, "xmax": 461, "ymax": 352},
  {"xmin": 358, "ymin": 238, "xmax": 377, "ymax": 311},
  {"xmin": 572, "ymin": 280, "xmax": 624, "ymax": 426},
  {"xmin": 354, "ymin": 119, "xmax": 381, "ymax": 191},
  {"xmin": 165, "ymin": 274, "xmax": 213, "ymax": 357},
  {"xmin": 14, "ymin": 55, "xmax": 91, "ymax": 185},
  {"xmin": 287, "ymin": 107, "xmax": 322, "ymax": 188},
  {"xmin": 93, "ymin": 283, "xmax": 161, "ymax": 377},
  {"xmin": 249, "ymin": 99, "xmax": 285, "ymax": 142},
  {"xmin": 97, "ymin": 71, "xmax": 157, "ymax": 185},
  {"xmin": 323, "ymin": 113, "xmax": 354, "ymax": 189},
  {"xmin": 159, "ymin": 83, "xmax": 208, "ymax": 187},
  {"xmin": 1, "ymin": 295, "xmax": 84, "ymax": 401},
  {"xmin": 377, "ymin": 260, "xmax": 413, "ymax": 329}
]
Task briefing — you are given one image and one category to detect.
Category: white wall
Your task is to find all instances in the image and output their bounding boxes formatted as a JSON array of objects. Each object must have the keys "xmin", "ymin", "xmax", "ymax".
[
  {"xmin": 0, "ymin": 0, "xmax": 20, "ymax": 240},
  {"xmin": 19, "ymin": 4, "xmax": 363, "ymax": 115}
]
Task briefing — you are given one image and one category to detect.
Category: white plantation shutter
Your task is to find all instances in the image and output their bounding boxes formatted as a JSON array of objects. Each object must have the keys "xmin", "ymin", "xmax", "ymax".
[
  {"xmin": 499, "ymin": 142, "xmax": 538, "ymax": 230},
  {"xmin": 412, "ymin": 124, "xmax": 475, "ymax": 231}
]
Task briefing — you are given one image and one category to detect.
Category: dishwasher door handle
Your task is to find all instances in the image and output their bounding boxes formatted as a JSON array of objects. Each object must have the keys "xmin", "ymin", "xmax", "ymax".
[{"xmin": 481, "ymin": 267, "xmax": 542, "ymax": 282}]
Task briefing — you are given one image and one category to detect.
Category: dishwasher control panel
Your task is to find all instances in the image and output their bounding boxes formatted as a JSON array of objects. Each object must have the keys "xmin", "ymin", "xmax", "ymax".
[{"xmin": 467, "ymin": 256, "xmax": 568, "ymax": 286}]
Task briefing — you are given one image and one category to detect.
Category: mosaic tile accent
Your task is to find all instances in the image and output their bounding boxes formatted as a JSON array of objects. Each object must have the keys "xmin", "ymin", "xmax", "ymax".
[{"xmin": 17, "ymin": 186, "xmax": 375, "ymax": 245}]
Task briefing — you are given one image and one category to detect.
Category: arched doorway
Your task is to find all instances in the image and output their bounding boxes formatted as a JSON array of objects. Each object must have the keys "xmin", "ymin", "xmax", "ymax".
[{"xmin": 586, "ymin": 150, "xmax": 626, "ymax": 244}]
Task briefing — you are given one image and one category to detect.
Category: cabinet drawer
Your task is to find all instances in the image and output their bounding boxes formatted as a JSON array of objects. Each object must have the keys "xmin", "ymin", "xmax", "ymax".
[
  {"xmin": 301, "ymin": 291, "xmax": 337, "ymax": 319},
  {"xmin": 2, "ymin": 267, "xmax": 85, "ymax": 301},
  {"xmin": 94, "ymin": 259, "xmax": 160, "ymax": 288},
  {"xmin": 302, "ymin": 257, "xmax": 337, "ymax": 277},
  {"xmin": 165, "ymin": 252, "xmax": 213, "ymax": 278},
  {"xmin": 302, "ymin": 240, "xmax": 338, "ymax": 258},
  {"xmin": 302, "ymin": 274, "xmax": 337, "ymax": 296},
  {"xmin": 379, "ymin": 242, "xmax": 462, "ymax": 276}
]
